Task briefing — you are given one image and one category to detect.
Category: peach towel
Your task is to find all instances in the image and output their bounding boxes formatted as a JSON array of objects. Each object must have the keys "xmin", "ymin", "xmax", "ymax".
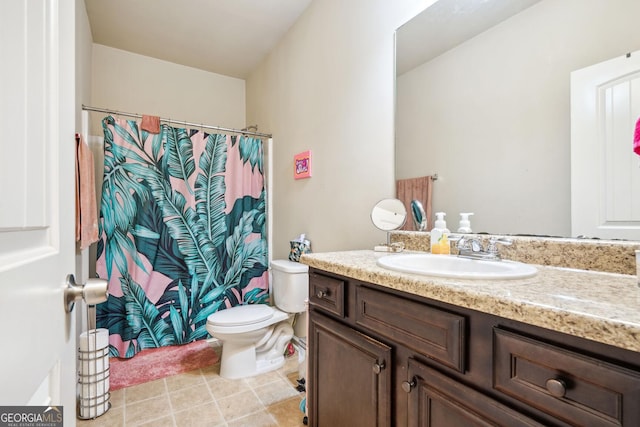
[
  {"xmin": 75, "ymin": 135, "xmax": 99, "ymax": 249},
  {"xmin": 396, "ymin": 176, "xmax": 434, "ymax": 231},
  {"xmin": 141, "ymin": 115, "xmax": 160, "ymax": 133}
]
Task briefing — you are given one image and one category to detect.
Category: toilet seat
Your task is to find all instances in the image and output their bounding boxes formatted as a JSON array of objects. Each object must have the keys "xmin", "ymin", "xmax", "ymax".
[
  {"xmin": 208, "ymin": 304, "xmax": 274, "ymax": 327},
  {"xmin": 206, "ymin": 304, "xmax": 289, "ymax": 334}
]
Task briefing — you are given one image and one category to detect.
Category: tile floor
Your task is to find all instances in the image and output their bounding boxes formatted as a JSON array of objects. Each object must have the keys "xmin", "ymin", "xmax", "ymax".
[{"xmin": 77, "ymin": 348, "xmax": 306, "ymax": 427}]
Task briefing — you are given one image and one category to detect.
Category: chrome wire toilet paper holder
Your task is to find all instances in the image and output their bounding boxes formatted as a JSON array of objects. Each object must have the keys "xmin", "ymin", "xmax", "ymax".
[
  {"xmin": 65, "ymin": 274, "xmax": 111, "ymax": 420},
  {"xmin": 77, "ymin": 324, "xmax": 110, "ymax": 420}
]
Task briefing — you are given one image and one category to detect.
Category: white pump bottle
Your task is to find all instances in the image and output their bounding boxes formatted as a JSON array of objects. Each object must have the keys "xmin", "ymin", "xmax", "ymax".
[{"xmin": 457, "ymin": 213, "xmax": 474, "ymax": 233}]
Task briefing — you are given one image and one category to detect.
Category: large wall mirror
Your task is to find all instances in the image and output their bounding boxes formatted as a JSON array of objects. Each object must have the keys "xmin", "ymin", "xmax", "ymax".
[{"xmin": 395, "ymin": 0, "xmax": 640, "ymax": 238}]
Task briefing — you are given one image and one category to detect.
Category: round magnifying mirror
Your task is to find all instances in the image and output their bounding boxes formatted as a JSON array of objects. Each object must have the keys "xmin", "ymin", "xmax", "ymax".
[{"xmin": 371, "ymin": 198, "xmax": 407, "ymax": 231}]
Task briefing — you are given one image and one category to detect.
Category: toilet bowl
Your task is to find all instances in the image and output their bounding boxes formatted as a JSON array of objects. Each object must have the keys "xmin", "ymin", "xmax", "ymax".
[
  {"xmin": 207, "ymin": 304, "xmax": 293, "ymax": 379},
  {"xmin": 206, "ymin": 259, "xmax": 309, "ymax": 379}
]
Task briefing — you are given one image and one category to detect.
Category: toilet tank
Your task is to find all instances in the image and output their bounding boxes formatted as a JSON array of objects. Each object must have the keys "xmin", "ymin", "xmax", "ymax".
[{"xmin": 271, "ymin": 259, "xmax": 309, "ymax": 313}]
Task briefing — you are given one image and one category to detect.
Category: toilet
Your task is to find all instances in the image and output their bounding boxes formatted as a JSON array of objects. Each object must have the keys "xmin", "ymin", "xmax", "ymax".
[{"xmin": 206, "ymin": 259, "xmax": 309, "ymax": 379}]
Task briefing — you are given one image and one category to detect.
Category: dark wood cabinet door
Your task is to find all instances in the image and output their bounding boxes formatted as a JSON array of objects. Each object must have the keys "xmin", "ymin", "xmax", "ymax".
[
  {"xmin": 309, "ymin": 311, "xmax": 392, "ymax": 427},
  {"xmin": 406, "ymin": 358, "xmax": 544, "ymax": 427}
]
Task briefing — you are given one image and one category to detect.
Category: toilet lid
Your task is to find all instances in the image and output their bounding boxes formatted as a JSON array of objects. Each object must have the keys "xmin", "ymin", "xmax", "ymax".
[
  {"xmin": 207, "ymin": 304, "xmax": 274, "ymax": 327},
  {"xmin": 271, "ymin": 259, "xmax": 309, "ymax": 273}
]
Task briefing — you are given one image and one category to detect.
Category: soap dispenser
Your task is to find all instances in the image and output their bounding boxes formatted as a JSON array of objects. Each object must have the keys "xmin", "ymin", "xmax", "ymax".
[
  {"xmin": 457, "ymin": 213, "xmax": 474, "ymax": 233},
  {"xmin": 430, "ymin": 212, "xmax": 450, "ymax": 254}
]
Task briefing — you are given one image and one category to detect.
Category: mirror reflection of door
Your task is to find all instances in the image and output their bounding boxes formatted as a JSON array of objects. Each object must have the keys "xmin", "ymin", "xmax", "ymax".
[{"xmin": 571, "ymin": 50, "xmax": 640, "ymax": 240}]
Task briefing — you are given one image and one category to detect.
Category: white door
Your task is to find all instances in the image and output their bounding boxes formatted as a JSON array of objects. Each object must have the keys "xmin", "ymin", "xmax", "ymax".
[
  {"xmin": 0, "ymin": 0, "xmax": 77, "ymax": 422},
  {"xmin": 571, "ymin": 50, "xmax": 640, "ymax": 240}
]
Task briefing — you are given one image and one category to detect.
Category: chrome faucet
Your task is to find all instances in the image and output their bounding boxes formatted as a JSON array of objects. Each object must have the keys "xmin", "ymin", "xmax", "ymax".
[{"xmin": 456, "ymin": 236, "xmax": 512, "ymax": 261}]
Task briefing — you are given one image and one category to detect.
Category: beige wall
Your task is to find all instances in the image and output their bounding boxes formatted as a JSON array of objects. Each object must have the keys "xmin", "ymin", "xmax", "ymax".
[
  {"xmin": 396, "ymin": 0, "xmax": 640, "ymax": 236},
  {"xmin": 90, "ymin": 44, "xmax": 246, "ymax": 135},
  {"xmin": 74, "ymin": 0, "xmax": 94, "ymax": 340},
  {"xmin": 75, "ymin": 0, "xmax": 92, "ymax": 131},
  {"xmin": 246, "ymin": 0, "xmax": 429, "ymax": 259}
]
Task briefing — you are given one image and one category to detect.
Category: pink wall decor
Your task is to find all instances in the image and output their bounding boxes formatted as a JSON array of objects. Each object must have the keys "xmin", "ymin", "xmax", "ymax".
[{"xmin": 294, "ymin": 150, "xmax": 312, "ymax": 179}]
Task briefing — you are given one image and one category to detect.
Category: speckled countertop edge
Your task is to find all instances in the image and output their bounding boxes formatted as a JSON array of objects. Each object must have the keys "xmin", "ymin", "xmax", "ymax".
[
  {"xmin": 300, "ymin": 250, "xmax": 640, "ymax": 353},
  {"xmin": 390, "ymin": 231, "xmax": 640, "ymax": 275}
]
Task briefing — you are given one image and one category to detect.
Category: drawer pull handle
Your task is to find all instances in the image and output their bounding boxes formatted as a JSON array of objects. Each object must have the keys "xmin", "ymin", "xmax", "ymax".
[
  {"xmin": 316, "ymin": 289, "xmax": 327, "ymax": 298},
  {"xmin": 373, "ymin": 361, "xmax": 385, "ymax": 374},
  {"xmin": 402, "ymin": 378, "xmax": 417, "ymax": 393},
  {"xmin": 545, "ymin": 378, "xmax": 567, "ymax": 398}
]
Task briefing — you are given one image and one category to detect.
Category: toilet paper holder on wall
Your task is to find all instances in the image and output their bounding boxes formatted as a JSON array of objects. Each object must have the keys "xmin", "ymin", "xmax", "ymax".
[{"xmin": 64, "ymin": 274, "xmax": 109, "ymax": 313}]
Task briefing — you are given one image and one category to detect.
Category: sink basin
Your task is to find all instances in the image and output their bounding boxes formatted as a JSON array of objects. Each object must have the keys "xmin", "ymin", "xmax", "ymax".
[{"xmin": 377, "ymin": 253, "xmax": 537, "ymax": 280}]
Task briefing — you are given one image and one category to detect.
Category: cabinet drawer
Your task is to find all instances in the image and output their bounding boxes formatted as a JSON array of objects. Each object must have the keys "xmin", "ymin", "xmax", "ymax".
[
  {"xmin": 355, "ymin": 286, "xmax": 466, "ymax": 372},
  {"xmin": 309, "ymin": 272, "xmax": 345, "ymax": 317},
  {"xmin": 494, "ymin": 328, "xmax": 640, "ymax": 427}
]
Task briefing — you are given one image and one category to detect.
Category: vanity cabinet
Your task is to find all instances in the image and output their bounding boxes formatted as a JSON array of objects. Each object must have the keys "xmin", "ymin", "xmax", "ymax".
[{"xmin": 307, "ymin": 268, "xmax": 640, "ymax": 427}]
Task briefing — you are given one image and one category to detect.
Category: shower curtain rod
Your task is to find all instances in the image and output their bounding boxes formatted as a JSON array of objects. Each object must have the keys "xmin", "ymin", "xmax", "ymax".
[{"xmin": 82, "ymin": 104, "xmax": 272, "ymax": 138}]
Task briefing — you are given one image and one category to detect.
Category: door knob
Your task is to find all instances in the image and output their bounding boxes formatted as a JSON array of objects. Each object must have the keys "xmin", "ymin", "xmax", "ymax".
[{"xmin": 64, "ymin": 274, "xmax": 108, "ymax": 313}]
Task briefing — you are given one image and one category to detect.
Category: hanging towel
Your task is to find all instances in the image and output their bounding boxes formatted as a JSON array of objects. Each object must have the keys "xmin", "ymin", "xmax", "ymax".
[
  {"xmin": 634, "ymin": 116, "xmax": 640, "ymax": 156},
  {"xmin": 141, "ymin": 114, "xmax": 161, "ymax": 134},
  {"xmin": 396, "ymin": 176, "xmax": 434, "ymax": 231},
  {"xmin": 75, "ymin": 134, "xmax": 99, "ymax": 249}
]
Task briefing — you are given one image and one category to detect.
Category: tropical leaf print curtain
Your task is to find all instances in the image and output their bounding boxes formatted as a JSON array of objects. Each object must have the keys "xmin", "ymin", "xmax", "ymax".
[{"xmin": 96, "ymin": 116, "xmax": 268, "ymax": 358}]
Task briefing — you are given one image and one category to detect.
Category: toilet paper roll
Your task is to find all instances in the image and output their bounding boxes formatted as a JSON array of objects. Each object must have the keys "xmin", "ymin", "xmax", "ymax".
[
  {"xmin": 79, "ymin": 356, "xmax": 109, "ymax": 378},
  {"xmin": 79, "ymin": 398, "xmax": 109, "ymax": 419},
  {"xmin": 79, "ymin": 377, "xmax": 109, "ymax": 399},
  {"xmin": 79, "ymin": 328, "xmax": 109, "ymax": 351}
]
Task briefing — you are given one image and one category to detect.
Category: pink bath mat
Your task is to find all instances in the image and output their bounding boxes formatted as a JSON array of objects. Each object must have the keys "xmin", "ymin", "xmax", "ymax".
[{"xmin": 109, "ymin": 340, "xmax": 219, "ymax": 390}]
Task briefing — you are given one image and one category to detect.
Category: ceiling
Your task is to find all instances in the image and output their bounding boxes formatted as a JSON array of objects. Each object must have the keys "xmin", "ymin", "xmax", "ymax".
[{"xmin": 84, "ymin": 0, "xmax": 313, "ymax": 79}]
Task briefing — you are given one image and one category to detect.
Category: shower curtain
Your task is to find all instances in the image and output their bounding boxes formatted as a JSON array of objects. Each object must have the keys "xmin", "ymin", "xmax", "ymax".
[{"xmin": 96, "ymin": 116, "xmax": 268, "ymax": 358}]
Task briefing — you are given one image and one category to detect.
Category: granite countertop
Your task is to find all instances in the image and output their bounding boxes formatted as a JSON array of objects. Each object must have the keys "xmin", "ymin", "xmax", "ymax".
[{"xmin": 300, "ymin": 250, "xmax": 640, "ymax": 353}]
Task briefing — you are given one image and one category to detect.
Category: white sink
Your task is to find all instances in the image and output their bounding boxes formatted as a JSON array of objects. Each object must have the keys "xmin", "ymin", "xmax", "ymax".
[{"xmin": 377, "ymin": 253, "xmax": 537, "ymax": 280}]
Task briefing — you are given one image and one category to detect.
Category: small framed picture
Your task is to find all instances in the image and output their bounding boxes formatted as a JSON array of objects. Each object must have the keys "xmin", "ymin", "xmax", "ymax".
[{"xmin": 294, "ymin": 150, "xmax": 312, "ymax": 179}]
